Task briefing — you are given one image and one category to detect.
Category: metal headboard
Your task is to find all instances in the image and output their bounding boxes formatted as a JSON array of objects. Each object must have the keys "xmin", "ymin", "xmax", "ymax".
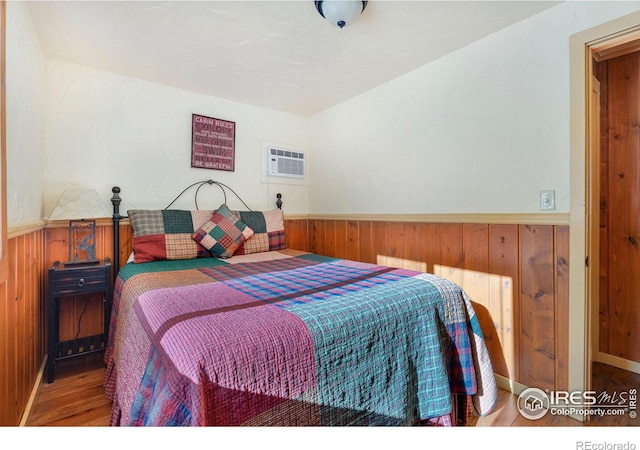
[{"xmin": 110, "ymin": 182, "xmax": 282, "ymax": 282}]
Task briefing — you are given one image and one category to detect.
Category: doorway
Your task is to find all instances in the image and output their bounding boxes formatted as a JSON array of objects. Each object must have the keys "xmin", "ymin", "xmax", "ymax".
[{"xmin": 589, "ymin": 39, "xmax": 640, "ymax": 376}]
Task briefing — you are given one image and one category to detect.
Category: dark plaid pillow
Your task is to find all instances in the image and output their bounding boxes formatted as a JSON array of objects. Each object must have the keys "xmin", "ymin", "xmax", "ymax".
[
  {"xmin": 192, "ymin": 205, "xmax": 254, "ymax": 258},
  {"xmin": 128, "ymin": 209, "xmax": 214, "ymax": 263}
]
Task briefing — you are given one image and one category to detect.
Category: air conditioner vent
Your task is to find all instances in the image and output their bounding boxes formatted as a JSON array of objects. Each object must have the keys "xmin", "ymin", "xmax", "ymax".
[{"xmin": 268, "ymin": 148, "xmax": 305, "ymax": 178}]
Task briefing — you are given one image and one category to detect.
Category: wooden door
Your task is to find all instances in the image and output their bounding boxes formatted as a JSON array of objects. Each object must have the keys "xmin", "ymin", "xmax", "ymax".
[{"xmin": 596, "ymin": 51, "xmax": 640, "ymax": 366}]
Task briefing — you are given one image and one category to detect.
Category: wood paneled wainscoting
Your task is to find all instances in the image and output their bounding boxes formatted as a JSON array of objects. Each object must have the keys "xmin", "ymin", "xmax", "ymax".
[
  {"xmin": 284, "ymin": 215, "xmax": 570, "ymax": 393},
  {"xmin": 30, "ymin": 214, "xmax": 568, "ymax": 426},
  {"xmin": 106, "ymin": 215, "xmax": 569, "ymax": 393},
  {"xmin": 1, "ymin": 224, "xmax": 46, "ymax": 426}
]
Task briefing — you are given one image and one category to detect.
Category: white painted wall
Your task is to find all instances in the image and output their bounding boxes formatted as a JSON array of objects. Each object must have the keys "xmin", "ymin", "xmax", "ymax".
[
  {"xmin": 21, "ymin": 1, "xmax": 640, "ymax": 220},
  {"xmin": 307, "ymin": 1, "xmax": 640, "ymax": 215},
  {"xmin": 43, "ymin": 60, "xmax": 311, "ymax": 217},
  {"xmin": 6, "ymin": 1, "xmax": 46, "ymax": 226}
]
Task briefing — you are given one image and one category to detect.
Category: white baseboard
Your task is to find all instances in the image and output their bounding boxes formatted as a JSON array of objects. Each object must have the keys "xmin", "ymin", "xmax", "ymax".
[
  {"xmin": 493, "ymin": 373, "xmax": 530, "ymax": 396},
  {"xmin": 19, "ymin": 357, "xmax": 46, "ymax": 426},
  {"xmin": 594, "ymin": 352, "xmax": 640, "ymax": 374}
]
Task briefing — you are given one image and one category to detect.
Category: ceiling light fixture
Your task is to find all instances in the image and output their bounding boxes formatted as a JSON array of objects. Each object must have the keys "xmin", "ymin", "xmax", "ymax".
[{"xmin": 314, "ymin": 1, "xmax": 368, "ymax": 29}]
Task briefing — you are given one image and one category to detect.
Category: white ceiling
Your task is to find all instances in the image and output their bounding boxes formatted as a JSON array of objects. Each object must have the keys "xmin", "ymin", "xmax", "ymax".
[{"xmin": 27, "ymin": 0, "xmax": 559, "ymax": 116}]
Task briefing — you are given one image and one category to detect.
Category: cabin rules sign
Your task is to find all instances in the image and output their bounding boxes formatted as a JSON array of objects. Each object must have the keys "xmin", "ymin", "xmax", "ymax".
[{"xmin": 191, "ymin": 114, "xmax": 236, "ymax": 171}]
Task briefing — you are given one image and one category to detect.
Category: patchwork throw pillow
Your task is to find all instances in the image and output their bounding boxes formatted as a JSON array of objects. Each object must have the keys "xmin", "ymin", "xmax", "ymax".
[
  {"xmin": 234, "ymin": 208, "xmax": 286, "ymax": 255},
  {"xmin": 128, "ymin": 209, "xmax": 214, "ymax": 263},
  {"xmin": 192, "ymin": 204, "xmax": 254, "ymax": 258}
]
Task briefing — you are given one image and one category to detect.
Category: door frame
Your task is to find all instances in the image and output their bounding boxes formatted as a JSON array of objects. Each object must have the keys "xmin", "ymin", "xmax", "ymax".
[{"xmin": 570, "ymin": 12, "xmax": 640, "ymax": 404}]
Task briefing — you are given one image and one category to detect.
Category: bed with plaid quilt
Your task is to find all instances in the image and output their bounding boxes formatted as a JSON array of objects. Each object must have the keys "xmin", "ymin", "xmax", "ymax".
[{"xmin": 104, "ymin": 250, "xmax": 496, "ymax": 426}]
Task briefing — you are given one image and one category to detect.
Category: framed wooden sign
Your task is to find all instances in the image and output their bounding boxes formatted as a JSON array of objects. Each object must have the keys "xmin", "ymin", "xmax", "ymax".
[{"xmin": 191, "ymin": 114, "xmax": 235, "ymax": 171}]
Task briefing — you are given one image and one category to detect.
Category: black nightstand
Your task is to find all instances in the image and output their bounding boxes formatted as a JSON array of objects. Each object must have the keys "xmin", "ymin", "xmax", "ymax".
[{"xmin": 47, "ymin": 258, "xmax": 112, "ymax": 383}]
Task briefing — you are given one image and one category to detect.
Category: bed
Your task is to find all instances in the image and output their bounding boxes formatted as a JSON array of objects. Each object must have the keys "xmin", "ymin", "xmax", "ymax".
[{"xmin": 104, "ymin": 182, "xmax": 497, "ymax": 426}]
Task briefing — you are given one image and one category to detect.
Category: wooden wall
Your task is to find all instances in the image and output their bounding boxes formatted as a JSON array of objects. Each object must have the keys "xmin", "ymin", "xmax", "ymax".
[
  {"xmin": 0, "ymin": 227, "xmax": 46, "ymax": 426},
  {"xmin": 284, "ymin": 218, "xmax": 570, "ymax": 392},
  {"xmin": 112, "ymin": 217, "xmax": 569, "ymax": 391},
  {"xmin": 1, "ymin": 217, "xmax": 568, "ymax": 425}
]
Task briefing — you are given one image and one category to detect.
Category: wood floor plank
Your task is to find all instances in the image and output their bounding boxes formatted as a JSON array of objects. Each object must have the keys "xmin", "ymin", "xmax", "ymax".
[
  {"xmin": 26, "ymin": 353, "xmax": 111, "ymax": 427},
  {"xmin": 469, "ymin": 389, "xmax": 519, "ymax": 427}
]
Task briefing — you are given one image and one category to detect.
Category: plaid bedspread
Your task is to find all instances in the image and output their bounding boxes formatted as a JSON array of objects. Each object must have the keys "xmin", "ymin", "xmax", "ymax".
[{"xmin": 104, "ymin": 251, "xmax": 496, "ymax": 426}]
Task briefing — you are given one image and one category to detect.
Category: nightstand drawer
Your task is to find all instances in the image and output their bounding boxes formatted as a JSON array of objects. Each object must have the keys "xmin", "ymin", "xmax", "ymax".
[{"xmin": 53, "ymin": 272, "xmax": 108, "ymax": 294}]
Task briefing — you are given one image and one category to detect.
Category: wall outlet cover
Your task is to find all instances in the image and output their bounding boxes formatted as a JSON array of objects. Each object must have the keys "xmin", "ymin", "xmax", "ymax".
[{"xmin": 540, "ymin": 190, "xmax": 556, "ymax": 211}]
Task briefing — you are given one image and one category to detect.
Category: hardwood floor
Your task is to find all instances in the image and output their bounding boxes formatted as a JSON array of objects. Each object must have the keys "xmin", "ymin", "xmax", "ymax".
[
  {"xmin": 24, "ymin": 356, "xmax": 639, "ymax": 427},
  {"xmin": 26, "ymin": 352, "xmax": 111, "ymax": 426}
]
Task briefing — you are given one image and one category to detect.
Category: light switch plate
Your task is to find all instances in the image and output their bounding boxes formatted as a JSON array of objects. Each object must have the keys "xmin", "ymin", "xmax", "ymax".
[{"xmin": 540, "ymin": 190, "xmax": 556, "ymax": 211}]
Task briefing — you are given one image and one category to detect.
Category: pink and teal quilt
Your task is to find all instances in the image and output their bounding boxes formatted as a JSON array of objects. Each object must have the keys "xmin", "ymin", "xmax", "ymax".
[{"xmin": 104, "ymin": 251, "xmax": 496, "ymax": 426}]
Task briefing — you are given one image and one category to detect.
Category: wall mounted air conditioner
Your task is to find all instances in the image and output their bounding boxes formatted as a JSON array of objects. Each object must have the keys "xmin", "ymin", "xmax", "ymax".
[{"xmin": 267, "ymin": 148, "xmax": 305, "ymax": 178}]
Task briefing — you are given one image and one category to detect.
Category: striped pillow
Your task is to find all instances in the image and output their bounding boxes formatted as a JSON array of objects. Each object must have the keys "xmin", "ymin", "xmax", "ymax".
[{"xmin": 192, "ymin": 205, "xmax": 254, "ymax": 258}]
